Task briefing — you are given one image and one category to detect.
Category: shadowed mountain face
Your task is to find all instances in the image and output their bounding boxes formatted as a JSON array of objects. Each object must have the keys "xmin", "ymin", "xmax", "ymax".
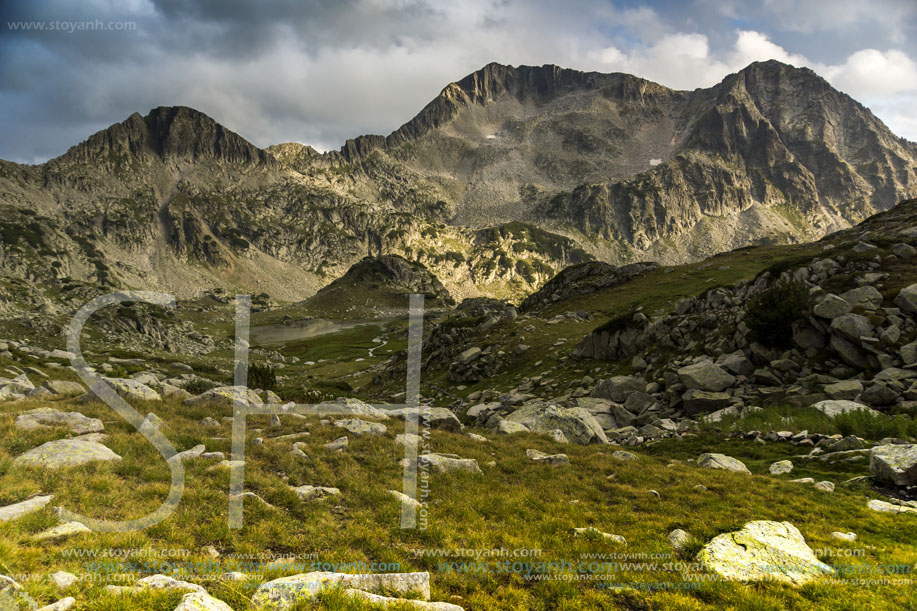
[{"xmin": 0, "ymin": 60, "xmax": 915, "ymax": 303}]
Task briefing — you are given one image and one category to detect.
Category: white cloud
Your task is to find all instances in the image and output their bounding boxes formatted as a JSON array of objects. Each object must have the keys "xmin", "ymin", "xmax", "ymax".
[{"xmin": 821, "ymin": 49, "xmax": 917, "ymax": 98}]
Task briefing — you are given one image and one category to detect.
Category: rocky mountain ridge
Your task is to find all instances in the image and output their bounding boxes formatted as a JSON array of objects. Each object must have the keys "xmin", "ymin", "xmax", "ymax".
[{"xmin": 1, "ymin": 61, "xmax": 915, "ymax": 307}]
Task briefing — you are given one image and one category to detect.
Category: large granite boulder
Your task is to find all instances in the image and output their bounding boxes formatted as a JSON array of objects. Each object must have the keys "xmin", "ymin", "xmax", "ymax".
[
  {"xmin": 677, "ymin": 361, "xmax": 735, "ymax": 392},
  {"xmin": 15, "ymin": 408, "xmax": 104, "ymax": 435},
  {"xmin": 15, "ymin": 439, "xmax": 122, "ymax": 469},
  {"xmin": 697, "ymin": 521, "xmax": 833, "ymax": 585},
  {"xmin": 870, "ymin": 444, "xmax": 917, "ymax": 487},
  {"xmin": 505, "ymin": 402, "xmax": 607, "ymax": 444},
  {"xmin": 697, "ymin": 453, "xmax": 750, "ymax": 474},
  {"xmin": 251, "ymin": 571, "xmax": 431, "ymax": 609}
]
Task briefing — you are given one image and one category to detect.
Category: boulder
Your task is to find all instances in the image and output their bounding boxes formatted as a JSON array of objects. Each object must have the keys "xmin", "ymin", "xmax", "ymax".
[
  {"xmin": 813, "ymin": 294, "xmax": 851, "ymax": 319},
  {"xmin": 811, "ymin": 400, "xmax": 878, "ymax": 418},
  {"xmin": 292, "ymin": 486, "xmax": 341, "ymax": 501},
  {"xmin": 418, "ymin": 453, "xmax": 482, "ymax": 474},
  {"xmin": 697, "ymin": 453, "xmax": 750, "ymax": 474},
  {"xmin": 175, "ymin": 592, "xmax": 235, "ymax": 611},
  {"xmin": 505, "ymin": 403, "xmax": 607, "ymax": 444},
  {"xmin": 823, "ymin": 380, "xmax": 863, "ymax": 401},
  {"xmin": 839, "ymin": 286, "xmax": 883, "ymax": 310},
  {"xmin": 830, "ymin": 314, "xmax": 874, "ymax": 342},
  {"xmin": 15, "ymin": 408, "xmax": 104, "ymax": 435},
  {"xmin": 677, "ymin": 361, "xmax": 735, "ymax": 392},
  {"xmin": 525, "ymin": 449, "xmax": 570, "ymax": 466},
  {"xmin": 894, "ymin": 283, "xmax": 917, "ymax": 314},
  {"xmin": 769, "ymin": 460, "xmax": 793, "ymax": 475},
  {"xmin": 869, "ymin": 444, "xmax": 917, "ymax": 487},
  {"xmin": 343, "ymin": 589, "xmax": 464, "ymax": 611},
  {"xmin": 591, "ymin": 376, "xmax": 644, "ymax": 402},
  {"xmin": 494, "ymin": 420, "xmax": 529, "ymax": 435},
  {"xmin": 697, "ymin": 521, "xmax": 833, "ymax": 585},
  {"xmin": 866, "ymin": 499, "xmax": 917, "ymax": 514},
  {"xmin": 15, "ymin": 439, "xmax": 122, "ymax": 469},
  {"xmin": 387, "ymin": 407, "xmax": 463, "ymax": 432},
  {"xmin": 41, "ymin": 380, "xmax": 87, "ymax": 397},
  {"xmin": 334, "ymin": 418, "xmax": 387, "ymax": 436},
  {"xmin": 251, "ymin": 571, "xmax": 431, "ymax": 610},
  {"xmin": 184, "ymin": 386, "xmax": 262, "ymax": 409},
  {"xmin": 0, "ymin": 495, "xmax": 53, "ymax": 523},
  {"xmin": 715, "ymin": 351, "xmax": 755, "ymax": 377},
  {"xmin": 682, "ymin": 389, "xmax": 733, "ymax": 414}
]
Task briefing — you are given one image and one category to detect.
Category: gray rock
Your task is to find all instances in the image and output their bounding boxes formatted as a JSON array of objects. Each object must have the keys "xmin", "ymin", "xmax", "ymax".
[
  {"xmin": 811, "ymin": 400, "xmax": 878, "ymax": 418},
  {"xmin": 866, "ymin": 499, "xmax": 917, "ymax": 514},
  {"xmin": 418, "ymin": 453, "xmax": 482, "ymax": 474},
  {"xmin": 15, "ymin": 408, "xmax": 104, "ymax": 435},
  {"xmin": 682, "ymin": 389, "xmax": 733, "ymax": 414},
  {"xmin": 334, "ymin": 418, "xmax": 387, "ymax": 436},
  {"xmin": 697, "ymin": 453, "xmax": 750, "ymax": 474},
  {"xmin": 591, "ymin": 376, "xmax": 644, "ymax": 402},
  {"xmin": 894, "ymin": 283, "xmax": 917, "ymax": 314},
  {"xmin": 900, "ymin": 341, "xmax": 917, "ymax": 366},
  {"xmin": 697, "ymin": 521, "xmax": 833, "ymax": 585},
  {"xmin": 495, "ymin": 420, "xmax": 529, "ymax": 435},
  {"xmin": 677, "ymin": 361, "xmax": 735, "ymax": 392},
  {"xmin": 869, "ymin": 444, "xmax": 917, "ymax": 487},
  {"xmin": 525, "ymin": 448, "xmax": 570, "ymax": 466},
  {"xmin": 343, "ymin": 589, "xmax": 464, "ymax": 611},
  {"xmin": 175, "ymin": 592, "xmax": 235, "ymax": 611},
  {"xmin": 830, "ymin": 314, "xmax": 874, "ymax": 342},
  {"xmin": 840, "ymin": 286, "xmax": 883, "ymax": 310},
  {"xmin": 52, "ymin": 571, "xmax": 78, "ymax": 589},
  {"xmin": 769, "ymin": 460, "xmax": 793, "ymax": 475},
  {"xmin": 715, "ymin": 351, "xmax": 755, "ymax": 377},
  {"xmin": 387, "ymin": 407, "xmax": 463, "ymax": 432},
  {"xmin": 814, "ymin": 481, "xmax": 835, "ymax": 492},
  {"xmin": 15, "ymin": 439, "xmax": 122, "ymax": 469},
  {"xmin": 292, "ymin": 485, "xmax": 341, "ymax": 501},
  {"xmin": 505, "ymin": 403, "xmax": 607, "ymax": 444},
  {"xmin": 813, "ymin": 294, "xmax": 852, "ymax": 319},
  {"xmin": 323, "ymin": 437, "xmax": 349, "ymax": 451},
  {"xmin": 892, "ymin": 243, "xmax": 917, "ymax": 259},
  {"xmin": 184, "ymin": 386, "xmax": 262, "ymax": 409},
  {"xmin": 41, "ymin": 380, "xmax": 87, "ymax": 397},
  {"xmin": 0, "ymin": 494, "xmax": 53, "ymax": 523},
  {"xmin": 668, "ymin": 528, "xmax": 692, "ymax": 552},
  {"xmin": 823, "ymin": 380, "xmax": 863, "ymax": 400},
  {"xmin": 612, "ymin": 450, "xmax": 637, "ymax": 461},
  {"xmin": 250, "ymin": 571, "xmax": 432, "ymax": 610}
]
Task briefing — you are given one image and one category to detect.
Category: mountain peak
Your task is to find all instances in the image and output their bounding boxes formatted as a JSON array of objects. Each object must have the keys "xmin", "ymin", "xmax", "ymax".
[{"xmin": 51, "ymin": 105, "xmax": 275, "ymax": 167}]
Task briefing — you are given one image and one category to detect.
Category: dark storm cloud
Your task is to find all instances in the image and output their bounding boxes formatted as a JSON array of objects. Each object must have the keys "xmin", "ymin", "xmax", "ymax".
[{"xmin": 1, "ymin": 0, "xmax": 915, "ymax": 164}]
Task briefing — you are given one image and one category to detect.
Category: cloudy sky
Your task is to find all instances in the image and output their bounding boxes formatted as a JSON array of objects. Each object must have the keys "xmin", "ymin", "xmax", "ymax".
[{"xmin": 1, "ymin": 0, "xmax": 916, "ymax": 163}]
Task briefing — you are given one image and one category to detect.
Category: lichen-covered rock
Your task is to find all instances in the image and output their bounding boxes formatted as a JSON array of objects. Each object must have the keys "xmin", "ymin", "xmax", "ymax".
[
  {"xmin": 418, "ymin": 453, "xmax": 482, "ymax": 474},
  {"xmin": 697, "ymin": 521, "xmax": 833, "ymax": 585},
  {"xmin": 35, "ymin": 521, "xmax": 91, "ymax": 540},
  {"xmin": 697, "ymin": 453, "xmax": 750, "ymax": 474},
  {"xmin": 869, "ymin": 444, "xmax": 917, "ymax": 487},
  {"xmin": 334, "ymin": 418, "xmax": 387, "ymax": 436},
  {"xmin": 184, "ymin": 386, "xmax": 262, "ymax": 409},
  {"xmin": 894, "ymin": 283, "xmax": 917, "ymax": 314},
  {"xmin": 811, "ymin": 400, "xmax": 878, "ymax": 418},
  {"xmin": 174, "ymin": 591, "xmax": 235, "ymax": 611},
  {"xmin": 387, "ymin": 407, "xmax": 463, "ymax": 432},
  {"xmin": 343, "ymin": 589, "xmax": 464, "ymax": 611},
  {"xmin": 0, "ymin": 495, "xmax": 53, "ymax": 523},
  {"xmin": 769, "ymin": 460, "xmax": 793, "ymax": 475},
  {"xmin": 15, "ymin": 439, "xmax": 121, "ymax": 469},
  {"xmin": 250, "ymin": 571, "xmax": 431, "ymax": 610},
  {"xmin": 291, "ymin": 485, "xmax": 340, "ymax": 501},
  {"xmin": 505, "ymin": 402, "xmax": 607, "ymax": 444},
  {"xmin": 677, "ymin": 361, "xmax": 735, "ymax": 392},
  {"xmin": 90, "ymin": 377, "xmax": 162, "ymax": 402},
  {"xmin": 525, "ymin": 448, "xmax": 570, "ymax": 466}
]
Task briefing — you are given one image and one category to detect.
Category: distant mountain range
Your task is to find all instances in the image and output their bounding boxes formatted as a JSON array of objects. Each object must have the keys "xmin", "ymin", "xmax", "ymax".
[{"xmin": 0, "ymin": 60, "xmax": 914, "ymax": 303}]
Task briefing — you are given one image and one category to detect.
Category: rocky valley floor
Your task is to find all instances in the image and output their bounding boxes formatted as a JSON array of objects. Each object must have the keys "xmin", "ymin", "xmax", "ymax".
[{"xmin": 2, "ymin": 201, "xmax": 917, "ymax": 610}]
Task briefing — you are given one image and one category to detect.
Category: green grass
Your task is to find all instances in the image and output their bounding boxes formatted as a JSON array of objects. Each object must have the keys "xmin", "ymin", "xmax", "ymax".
[{"xmin": 1, "ymin": 396, "xmax": 915, "ymax": 610}]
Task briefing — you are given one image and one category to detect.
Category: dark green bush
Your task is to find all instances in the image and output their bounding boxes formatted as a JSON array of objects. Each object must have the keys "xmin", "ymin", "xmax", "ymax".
[
  {"xmin": 248, "ymin": 362, "xmax": 277, "ymax": 391},
  {"xmin": 185, "ymin": 378, "xmax": 216, "ymax": 395},
  {"xmin": 744, "ymin": 279, "xmax": 810, "ymax": 348}
]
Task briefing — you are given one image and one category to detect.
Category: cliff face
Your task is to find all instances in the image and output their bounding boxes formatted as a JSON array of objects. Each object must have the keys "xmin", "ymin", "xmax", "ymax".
[{"xmin": 0, "ymin": 61, "xmax": 914, "ymax": 305}]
